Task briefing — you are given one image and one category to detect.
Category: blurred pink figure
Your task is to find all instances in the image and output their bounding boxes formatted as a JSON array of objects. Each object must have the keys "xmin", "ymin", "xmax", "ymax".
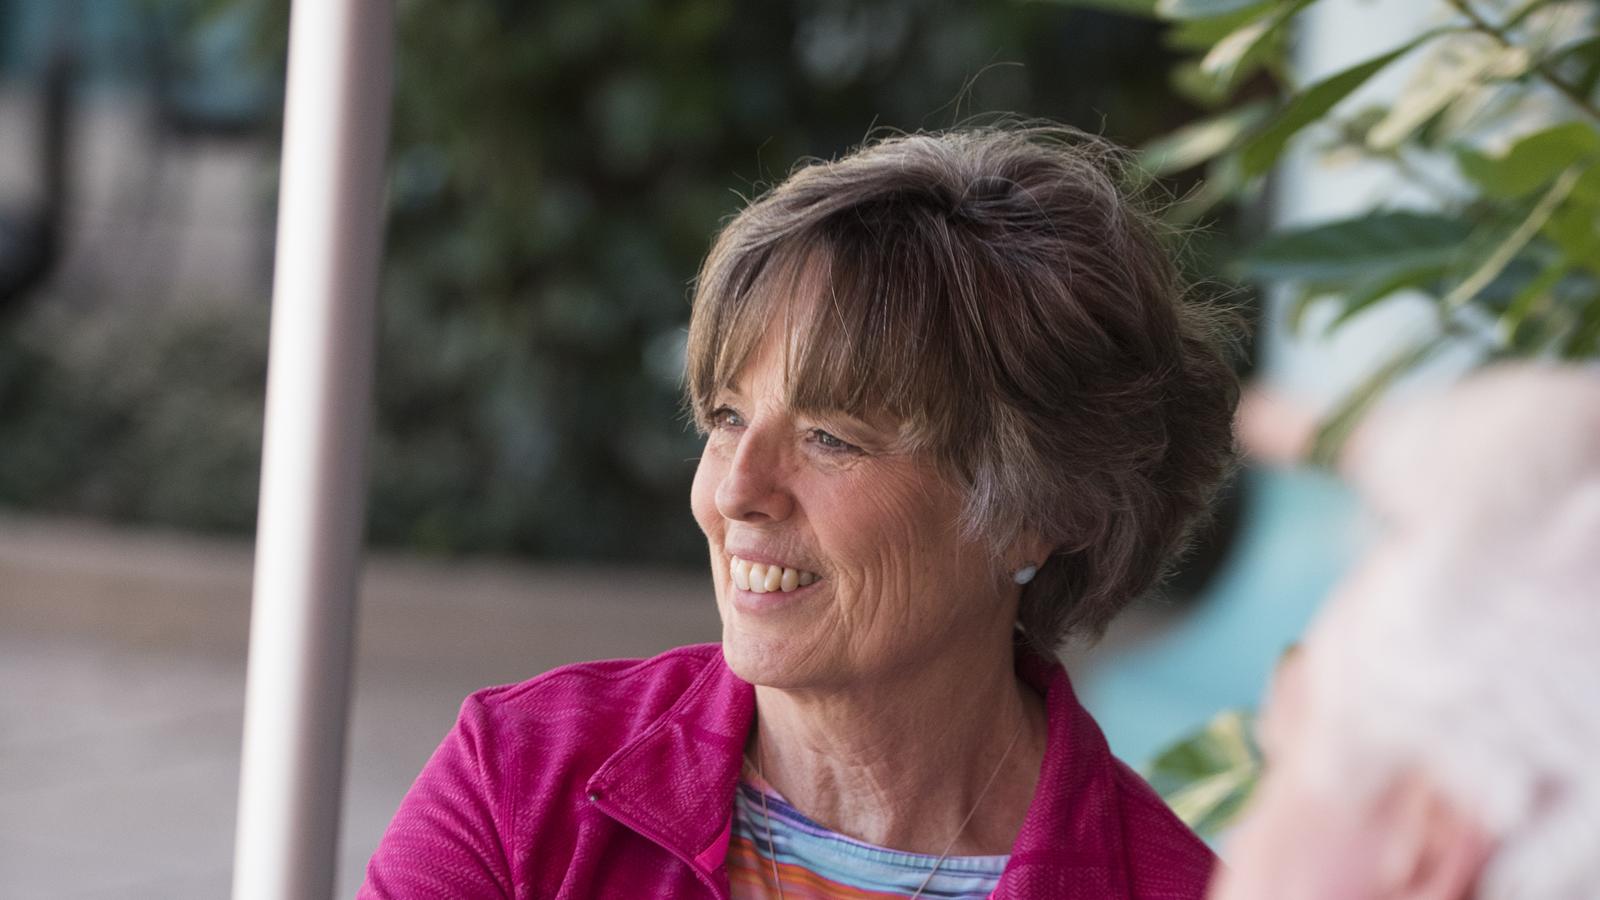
[{"xmin": 1213, "ymin": 365, "xmax": 1600, "ymax": 900}]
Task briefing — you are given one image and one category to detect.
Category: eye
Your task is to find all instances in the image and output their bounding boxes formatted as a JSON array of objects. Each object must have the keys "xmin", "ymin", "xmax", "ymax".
[
  {"xmin": 707, "ymin": 405, "xmax": 745, "ymax": 429},
  {"xmin": 809, "ymin": 428, "xmax": 860, "ymax": 454}
]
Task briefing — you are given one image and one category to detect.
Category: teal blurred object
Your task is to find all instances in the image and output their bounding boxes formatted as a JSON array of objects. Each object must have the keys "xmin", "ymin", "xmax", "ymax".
[
  {"xmin": 1078, "ymin": 467, "xmax": 1362, "ymax": 767},
  {"xmin": 0, "ymin": 0, "xmax": 49, "ymax": 75}
]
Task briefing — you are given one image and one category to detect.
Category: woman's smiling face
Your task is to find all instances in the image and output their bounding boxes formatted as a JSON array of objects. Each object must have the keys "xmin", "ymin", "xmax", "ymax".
[{"xmin": 690, "ymin": 325, "xmax": 1016, "ymax": 691}]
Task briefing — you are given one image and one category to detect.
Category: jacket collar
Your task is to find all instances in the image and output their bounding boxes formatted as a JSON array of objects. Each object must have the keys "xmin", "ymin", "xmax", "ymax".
[
  {"xmin": 997, "ymin": 650, "xmax": 1130, "ymax": 897},
  {"xmin": 584, "ymin": 648, "xmax": 753, "ymax": 875},
  {"xmin": 586, "ymin": 644, "xmax": 1130, "ymax": 895}
]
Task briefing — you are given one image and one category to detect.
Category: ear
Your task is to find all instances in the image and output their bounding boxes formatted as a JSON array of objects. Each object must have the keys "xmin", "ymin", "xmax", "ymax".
[
  {"xmin": 1373, "ymin": 774, "xmax": 1494, "ymax": 900},
  {"xmin": 1009, "ymin": 532, "xmax": 1055, "ymax": 574}
]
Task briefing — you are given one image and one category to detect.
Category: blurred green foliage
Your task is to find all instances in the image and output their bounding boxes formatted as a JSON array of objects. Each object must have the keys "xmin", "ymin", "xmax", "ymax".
[
  {"xmin": 0, "ymin": 304, "xmax": 268, "ymax": 533},
  {"xmin": 1048, "ymin": 0, "xmax": 1600, "ymax": 837},
  {"xmin": 1060, "ymin": 0, "xmax": 1600, "ymax": 467},
  {"xmin": 1, "ymin": 0, "xmax": 1195, "ymax": 562},
  {"xmin": 1143, "ymin": 708, "xmax": 1261, "ymax": 837},
  {"xmin": 363, "ymin": 0, "xmax": 1194, "ymax": 562}
]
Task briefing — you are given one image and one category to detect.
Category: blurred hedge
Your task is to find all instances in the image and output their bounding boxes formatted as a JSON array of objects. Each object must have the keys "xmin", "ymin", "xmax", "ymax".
[{"xmin": 0, "ymin": 0, "xmax": 1195, "ymax": 564}]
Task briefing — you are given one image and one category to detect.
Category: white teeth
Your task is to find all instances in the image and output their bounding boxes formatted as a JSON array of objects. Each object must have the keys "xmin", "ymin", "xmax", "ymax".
[{"xmin": 728, "ymin": 556, "xmax": 820, "ymax": 594}]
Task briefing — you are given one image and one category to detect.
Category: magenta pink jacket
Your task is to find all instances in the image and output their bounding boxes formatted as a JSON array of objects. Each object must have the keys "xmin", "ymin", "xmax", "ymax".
[{"xmin": 359, "ymin": 644, "xmax": 1215, "ymax": 899}]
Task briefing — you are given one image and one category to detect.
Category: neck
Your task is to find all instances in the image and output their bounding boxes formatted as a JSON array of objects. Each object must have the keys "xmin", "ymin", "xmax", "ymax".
[{"xmin": 750, "ymin": 634, "xmax": 1047, "ymax": 855}]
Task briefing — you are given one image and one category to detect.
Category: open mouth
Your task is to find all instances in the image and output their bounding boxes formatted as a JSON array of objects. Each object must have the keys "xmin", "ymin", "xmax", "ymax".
[{"xmin": 729, "ymin": 555, "xmax": 821, "ymax": 594}]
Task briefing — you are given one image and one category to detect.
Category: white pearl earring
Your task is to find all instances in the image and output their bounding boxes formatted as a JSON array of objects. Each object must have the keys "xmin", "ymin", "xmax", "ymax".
[{"xmin": 1012, "ymin": 564, "xmax": 1038, "ymax": 585}]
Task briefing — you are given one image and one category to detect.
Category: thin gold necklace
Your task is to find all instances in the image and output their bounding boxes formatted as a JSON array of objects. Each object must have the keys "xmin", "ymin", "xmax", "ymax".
[{"xmin": 753, "ymin": 717, "xmax": 1028, "ymax": 900}]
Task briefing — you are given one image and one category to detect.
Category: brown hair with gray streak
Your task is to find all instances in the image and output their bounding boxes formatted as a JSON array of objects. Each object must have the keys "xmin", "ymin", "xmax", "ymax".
[{"xmin": 686, "ymin": 125, "xmax": 1240, "ymax": 650}]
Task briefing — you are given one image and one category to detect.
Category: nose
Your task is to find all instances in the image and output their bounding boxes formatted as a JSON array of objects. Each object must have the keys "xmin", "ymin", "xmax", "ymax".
[{"xmin": 714, "ymin": 423, "xmax": 795, "ymax": 524}]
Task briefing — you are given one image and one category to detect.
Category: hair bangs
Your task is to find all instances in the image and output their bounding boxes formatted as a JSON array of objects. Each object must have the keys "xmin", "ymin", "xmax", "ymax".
[{"xmin": 698, "ymin": 227, "xmax": 971, "ymax": 458}]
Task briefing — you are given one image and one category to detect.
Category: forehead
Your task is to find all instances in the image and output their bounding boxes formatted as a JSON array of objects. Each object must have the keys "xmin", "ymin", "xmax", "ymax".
[
  {"xmin": 719, "ymin": 323, "xmax": 908, "ymax": 443},
  {"xmin": 720, "ymin": 325, "xmax": 803, "ymax": 398},
  {"xmin": 716, "ymin": 261, "xmax": 826, "ymax": 391},
  {"xmin": 707, "ymin": 238, "xmax": 922, "ymax": 425}
]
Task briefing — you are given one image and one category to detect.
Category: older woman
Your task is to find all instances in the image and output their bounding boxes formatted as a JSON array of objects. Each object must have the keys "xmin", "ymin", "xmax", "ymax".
[{"xmin": 361, "ymin": 127, "xmax": 1239, "ymax": 899}]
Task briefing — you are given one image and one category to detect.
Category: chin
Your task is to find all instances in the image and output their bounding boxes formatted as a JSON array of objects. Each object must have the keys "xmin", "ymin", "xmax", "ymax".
[
  {"xmin": 720, "ymin": 625, "xmax": 790, "ymax": 687},
  {"xmin": 719, "ymin": 620, "xmax": 828, "ymax": 691}
]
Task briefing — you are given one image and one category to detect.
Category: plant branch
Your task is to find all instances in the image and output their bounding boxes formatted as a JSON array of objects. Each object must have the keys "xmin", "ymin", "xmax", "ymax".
[
  {"xmin": 1444, "ymin": 0, "xmax": 1600, "ymax": 124},
  {"xmin": 1443, "ymin": 164, "xmax": 1581, "ymax": 314}
]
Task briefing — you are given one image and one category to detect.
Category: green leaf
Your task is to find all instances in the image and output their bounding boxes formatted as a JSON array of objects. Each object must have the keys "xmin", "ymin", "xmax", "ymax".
[
  {"xmin": 1442, "ymin": 165, "xmax": 1584, "ymax": 314},
  {"xmin": 1563, "ymin": 294, "xmax": 1600, "ymax": 358},
  {"xmin": 1502, "ymin": 0, "xmax": 1556, "ymax": 31},
  {"xmin": 1145, "ymin": 709, "xmax": 1261, "ymax": 837},
  {"xmin": 1139, "ymin": 101, "xmax": 1272, "ymax": 176},
  {"xmin": 1496, "ymin": 260, "xmax": 1570, "ymax": 350},
  {"xmin": 1368, "ymin": 41, "xmax": 1531, "ymax": 151},
  {"xmin": 1453, "ymin": 148, "xmax": 1499, "ymax": 192},
  {"xmin": 1573, "ymin": 162, "xmax": 1600, "ymax": 206},
  {"xmin": 1326, "ymin": 265, "xmax": 1448, "ymax": 331},
  {"xmin": 1157, "ymin": 0, "xmax": 1272, "ymax": 19},
  {"xmin": 1171, "ymin": 59, "xmax": 1238, "ymax": 107},
  {"xmin": 1288, "ymin": 265, "xmax": 1448, "ymax": 335},
  {"xmin": 1032, "ymin": 0, "xmax": 1161, "ymax": 15},
  {"xmin": 1165, "ymin": 5, "xmax": 1271, "ymax": 50},
  {"xmin": 1239, "ymin": 32, "xmax": 1442, "ymax": 176},
  {"xmin": 1238, "ymin": 211, "xmax": 1473, "ymax": 283},
  {"xmin": 1455, "ymin": 122, "xmax": 1600, "ymax": 199},
  {"xmin": 1196, "ymin": 0, "xmax": 1311, "ymax": 91},
  {"xmin": 1286, "ymin": 283, "xmax": 1323, "ymax": 335},
  {"xmin": 1471, "ymin": 253, "xmax": 1563, "ymax": 314},
  {"xmin": 1543, "ymin": 187, "xmax": 1600, "ymax": 265},
  {"xmin": 1200, "ymin": 17, "xmax": 1272, "ymax": 78},
  {"xmin": 1546, "ymin": 34, "xmax": 1600, "ymax": 72},
  {"xmin": 1310, "ymin": 337, "xmax": 1448, "ymax": 467}
]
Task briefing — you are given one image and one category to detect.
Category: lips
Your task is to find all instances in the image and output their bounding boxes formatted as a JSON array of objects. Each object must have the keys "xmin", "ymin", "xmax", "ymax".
[{"xmin": 729, "ymin": 555, "xmax": 820, "ymax": 593}]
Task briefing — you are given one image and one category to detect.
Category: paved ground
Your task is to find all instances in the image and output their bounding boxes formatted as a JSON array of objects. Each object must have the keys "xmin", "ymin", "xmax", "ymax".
[
  {"xmin": 0, "ymin": 516, "xmax": 720, "ymax": 898},
  {"xmin": 0, "ymin": 514, "xmax": 1171, "ymax": 898}
]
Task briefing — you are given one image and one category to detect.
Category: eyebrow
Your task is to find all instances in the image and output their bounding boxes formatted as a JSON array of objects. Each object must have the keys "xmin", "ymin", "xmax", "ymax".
[
  {"xmin": 714, "ymin": 386, "xmax": 900, "ymax": 439},
  {"xmin": 828, "ymin": 411, "xmax": 897, "ymax": 439}
]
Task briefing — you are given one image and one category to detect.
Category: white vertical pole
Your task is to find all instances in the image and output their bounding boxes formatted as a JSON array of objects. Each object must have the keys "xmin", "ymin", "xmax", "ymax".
[{"xmin": 232, "ymin": 1, "xmax": 392, "ymax": 898}]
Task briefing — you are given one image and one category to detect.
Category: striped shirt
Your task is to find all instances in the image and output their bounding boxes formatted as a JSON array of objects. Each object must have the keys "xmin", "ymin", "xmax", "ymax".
[{"xmin": 728, "ymin": 769, "xmax": 1008, "ymax": 899}]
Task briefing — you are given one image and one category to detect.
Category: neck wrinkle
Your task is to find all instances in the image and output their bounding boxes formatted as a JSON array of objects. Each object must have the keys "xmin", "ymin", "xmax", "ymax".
[{"xmin": 749, "ymin": 640, "xmax": 1046, "ymax": 855}]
